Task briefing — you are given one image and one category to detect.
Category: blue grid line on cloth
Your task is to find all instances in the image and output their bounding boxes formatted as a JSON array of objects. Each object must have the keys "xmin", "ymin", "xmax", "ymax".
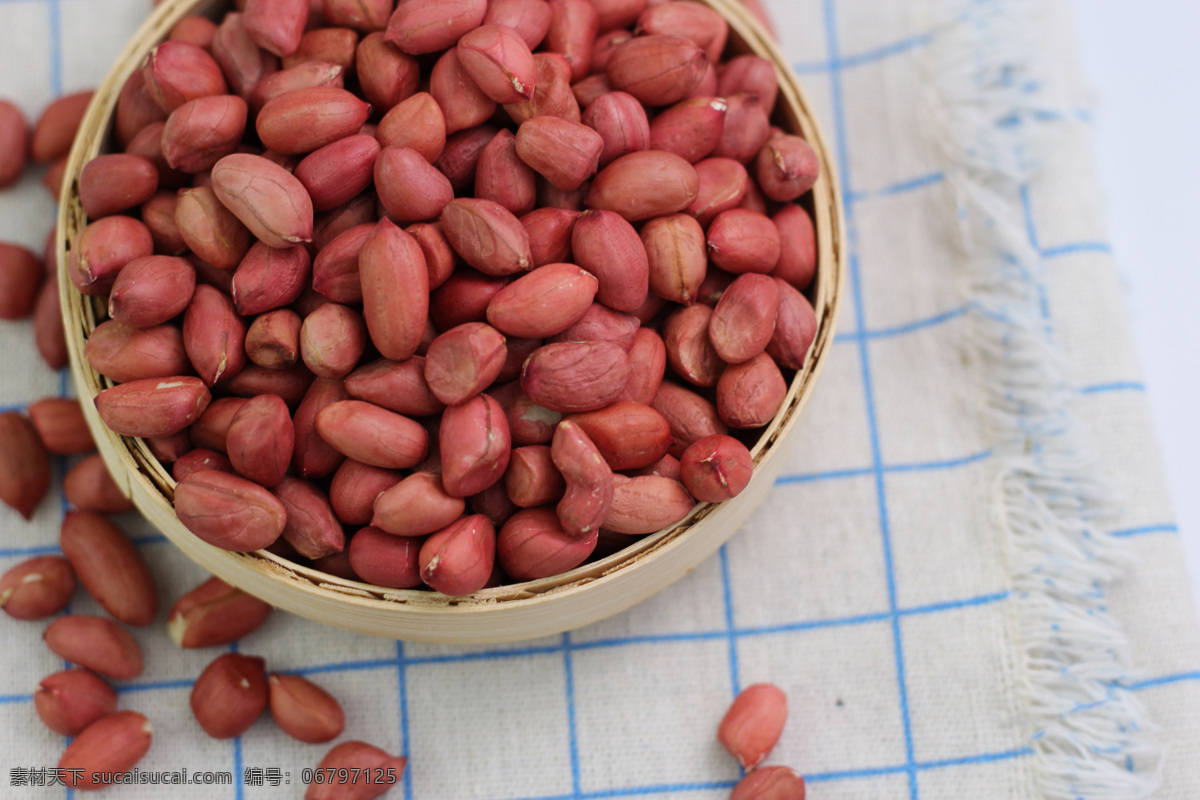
[
  {"xmin": 1111, "ymin": 525, "xmax": 1180, "ymax": 538},
  {"xmin": 1079, "ymin": 381, "xmax": 1146, "ymax": 394},
  {"xmin": 562, "ymin": 632, "xmax": 584, "ymax": 799},
  {"xmin": 720, "ymin": 546, "xmax": 742, "ymax": 698},
  {"xmin": 793, "ymin": 29, "xmax": 937, "ymax": 75},
  {"xmin": 821, "ymin": 0, "xmax": 918, "ymax": 796},
  {"xmin": 396, "ymin": 641, "xmax": 414, "ymax": 800}
]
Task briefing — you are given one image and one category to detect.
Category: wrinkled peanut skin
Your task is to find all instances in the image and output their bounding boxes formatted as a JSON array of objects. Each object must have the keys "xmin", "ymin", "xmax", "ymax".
[{"xmin": 551, "ymin": 420, "xmax": 613, "ymax": 537}]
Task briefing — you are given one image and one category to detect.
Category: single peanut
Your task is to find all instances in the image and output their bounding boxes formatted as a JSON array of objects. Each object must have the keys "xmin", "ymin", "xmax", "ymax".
[
  {"xmin": 522, "ymin": 341, "xmax": 631, "ymax": 413},
  {"xmin": 375, "ymin": 145, "xmax": 455, "ymax": 223},
  {"xmin": 284, "ymin": 28, "xmax": 359, "ymax": 72},
  {"xmin": 386, "ymin": 0, "xmax": 487, "ymax": 54},
  {"xmin": 347, "ymin": 527, "xmax": 423, "ymax": 588},
  {"xmin": 680, "ymin": 434, "xmax": 752, "ymax": 502},
  {"xmin": 356, "ymin": 33, "xmax": 419, "ymax": 110},
  {"xmin": 521, "ymin": 207, "xmax": 578, "ymax": 266},
  {"xmin": 545, "ymin": 0, "xmax": 598, "ymax": 81},
  {"xmin": 69, "ymin": 215, "xmax": 155, "ymax": 296},
  {"xmin": 43, "ymin": 616, "xmax": 144, "ymax": 680},
  {"xmin": 345, "ymin": 357, "xmax": 445, "ymax": 417},
  {"xmin": 652, "ymin": 381, "xmax": 727, "ymax": 457},
  {"xmin": 772, "ymin": 205, "xmax": 816, "ymax": 290},
  {"xmin": 84, "ymin": 321, "xmax": 189, "ymax": 383},
  {"xmin": 269, "ymin": 673, "xmax": 345, "ymax": 743},
  {"xmin": 107, "ymin": 255, "xmax": 195, "ymax": 328},
  {"xmin": 718, "ymin": 54, "xmax": 779, "ymax": 111},
  {"xmin": 484, "ymin": 0, "xmax": 552, "ymax": 49},
  {"xmin": 245, "ymin": 309, "xmax": 302, "ymax": 369},
  {"xmin": 26, "ymin": 397, "xmax": 92, "ymax": 455},
  {"xmin": 497, "ymin": 507, "xmax": 596, "ymax": 579},
  {"xmin": 274, "ymin": 477, "xmax": 345, "ymax": 559},
  {"xmin": 708, "ymin": 272, "xmax": 780, "ymax": 364},
  {"xmin": 730, "ymin": 767, "xmax": 806, "ymax": 800},
  {"xmin": 718, "ymin": 351, "xmax": 787, "ymax": 429},
  {"xmin": 58, "ymin": 711, "xmax": 153, "ymax": 791},
  {"xmin": 175, "ymin": 185, "xmax": 253, "ymax": 270},
  {"xmin": 0, "ymin": 243, "xmax": 41, "ymax": 320},
  {"xmin": 617, "ymin": 327, "xmax": 667, "ymax": 405},
  {"xmin": 172, "ymin": 449, "xmax": 235, "ymax": 482},
  {"xmin": 60, "ymin": 511, "xmax": 159, "ymax": 626},
  {"xmin": 503, "ymin": 52, "xmax": 581, "ymax": 125},
  {"xmin": 210, "ymin": 153, "xmax": 315, "ymax": 248},
  {"xmin": 476, "ymin": 129, "xmax": 538, "ymax": 216},
  {"xmin": 31, "ymin": 91, "xmax": 93, "ymax": 163},
  {"xmin": 251, "ymin": 61, "xmax": 345, "ymax": 112},
  {"xmin": 0, "ymin": 556, "xmax": 75, "ymax": 620},
  {"xmin": 64, "ymin": 454, "xmax": 134, "ymax": 514},
  {"xmin": 649, "ymin": 96, "xmax": 727, "ymax": 163},
  {"xmin": 79, "ymin": 153, "xmax": 159, "ymax": 218},
  {"xmin": 377, "ymin": 91, "xmax": 446, "ymax": 160},
  {"xmin": 34, "ymin": 669, "xmax": 118, "ymax": 737},
  {"xmin": 183, "ymin": 284, "xmax": 248, "ymax": 385},
  {"xmin": 515, "ymin": 116, "xmax": 605, "ymax": 192},
  {"xmin": 707, "ymin": 208, "xmax": 781, "ymax": 274},
  {"xmin": 580, "ymin": 90, "xmax": 651, "ymax": 168},
  {"xmin": 458, "ymin": 23, "xmax": 538, "ymax": 104},
  {"xmin": 603, "ymin": 474, "xmax": 695, "ymax": 534},
  {"xmin": 756, "ymin": 133, "xmax": 820, "ymax": 202},
  {"xmin": 244, "ymin": 0, "xmax": 308, "ymax": 57},
  {"xmin": 430, "ymin": 48, "xmax": 497, "ymax": 134},
  {"xmin": 585, "ymin": 150, "xmax": 699, "ymax": 221},
  {"xmin": 441, "ymin": 198, "xmax": 534, "ymax": 276},
  {"xmin": 719, "ymin": 683, "xmax": 788, "ymax": 769},
  {"xmin": 549, "ymin": 301, "xmax": 640, "ymax": 349},
  {"xmin": 606, "ymin": 34, "xmax": 706, "ymax": 106},
  {"xmin": 565, "ymin": 401, "xmax": 672, "ymax": 470},
  {"xmin": 0, "ymin": 100, "xmax": 28, "ymax": 187},
  {"xmin": 144, "ymin": 40, "xmax": 229, "ymax": 112},
  {"xmin": 174, "ymin": 469, "xmax": 288, "ymax": 551},
  {"xmin": 161, "ymin": 94, "xmax": 248, "ymax": 172},
  {"xmin": 304, "ymin": 741, "xmax": 406, "ymax": 800},
  {"xmin": 94, "ymin": 376, "xmax": 212, "ymax": 438},
  {"xmin": 297, "ymin": 134, "xmax": 381, "ymax": 212},
  {"xmin": 419, "ymin": 514, "xmax": 496, "ymax": 595},
  {"xmin": 359, "ymin": 219, "xmax": 430, "ymax": 361},
  {"xmin": 436, "ymin": 123, "xmax": 502, "ymax": 191},
  {"xmin": 256, "ymin": 86, "xmax": 371, "ymax": 154},
  {"xmin": 167, "ymin": 576, "xmax": 273, "ymax": 648},
  {"xmin": 550, "ymin": 420, "xmax": 613, "ymax": 537},
  {"xmin": 315, "ymin": 400, "xmax": 430, "ymax": 469},
  {"xmin": 292, "ymin": 378, "xmax": 349, "ymax": 478},
  {"xmin": 424, "ymin": 322, "xmax": 508, "ymax": 405},
  {"xmin": 439, "ymin": 392, "xmax": 512, "ymax": 497},
  {"xmin": 330, "ymin": 460, "xmax": 401, "ymax": 526},
  {"xmin": 486, "ymin": 263, "xmax": 597, "ymax": 338},
  {"xmin": 190, "ymin": 652, "xmax": 268, "ymax": 738},
  {"xmin": 226, "ymin": 394, "xmax": 295, "ymax": 487},
  {"xmin": 301, "ymin": 302, "xmax": 368, "ymax": 379}
]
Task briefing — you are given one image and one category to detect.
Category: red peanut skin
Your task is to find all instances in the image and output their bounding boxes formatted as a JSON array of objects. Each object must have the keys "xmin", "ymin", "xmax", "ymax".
[
  {"xmin": 515, "ymin": 116, "xmax": 605, "ymax": 192},
  {"xmin": 108, "ymin": 255, "xmax": 195, "ymax": 328},
  {"xmin": 27, "ymin": 397, "xmax": 93, "ymax": 455},
  {"xmin": 505, "ymin": 445, "xmax": 565, "ymax": 507},
  {"xmin": 551, "ymin": 420, "xmax": 613, "ymax": 537},
  {"xmin": 430, "ymin": 49, "xmax": 497, "ymax": 134},
  {"xmin": 771, "ymin": 204, "xmax": 817, "ymax": 290},
  {"xmin": 642, "ymin": 212, "xmax": 707, "ymax": 306},
  {"xmin": 301, "ymin": 302, "xmax": 368, "ymax": 379},
  {"xmin": 183, "ymin": 284, "xmax": 247, "ymax": 385},
  {"xmin": 172, "ymin": 449, "xmax": 235, "ymax": 482},
  {"xmin": 174, "ymin": 470, "xmax": 288, "ymax": 551},
  {"xmin": 730, "ymin": 767, "xmax": 806, "ymax": 800},
  {"xmin": 521, "ymin": 207, "xmax": 578, "ymax": 266},
  {"xmin": 545, "ymin": 0, "xmax": 598, "ymax": 81},
  {"xmin": 652, "ymin": 381, "xmax": 727, "ymax": 458},
  {"xmin": 94, "ymin": 376, "xmax": 212, "ymax": 439},
  {"xmin": 292, "ymin": 378, "xmax": 349, "ymax": 478},
  {"xmin": 34, "ymin": 277, "xmax": 67, "ymax": 368},
  {"xmin": 386, "ymin": 0, "xmax": 487, "ymax": 54},
  {"xmin": 0, "ymin": 243, "xmax": 41, "ymax": 320},
  {"xmin": 486, "ymin": 263, "xmax": 597, "ymax": 338},
  {"xmin": 146, "ymin": 431, "xmax": 193, "ymax": 463},
  {"xmin": 274, "ymin": 477, "xmax": 345, "ymax": 559},
  {"xmin": 476, "ymin": 129, "xmax": 538, "ymax": 217},
  {"xmin": 210, "ymin": 153, "xmax": 315, "ymax": 248},
  {"xmin": 116, "ymin": 72, "xmax": 166, "ymax": 148},
  {"xmin": 546, "ymin": 301, "xmax": 640, "ymax": 350},
  {"xmin": 314, "ymin": 193, "xmax": 378, "ymax": 251},
  {"xmin": 521, "ymin": 341, "xmax": 631, "ymax": 413},
  {"xmin": 356, "ymin": 33, "xmax": 420, "ymax": 111},
  {"xmin": 498, "ymin": 507, "xmax": 596, "ymax": 579},
  {"xmin": 719, "ymin": 683, "xmax": 788, "ymax": 770},
  {"xmin": 408, "ymin": 222, "xmax": 457, "ymax": 290},
  {"xmin": 43, "ymin": 616, "xmax": 144, "ymax": 680},
  {"xmin": 441, "ymin": 198, "xmax": 533, "ymax": 277},
  {"xmin": 244, "ymin": 0, "xmax": 308, "ymax": 56},
  {"xmin": 169, "ymin": 16, "xmax": 219, "ymax": 48},
  {"xmin": 64, "ymin": 454, "xmax": 135, "ymax": 514},
  {"xmin": 616, "ymin": 328, "xmax": 666, "ymax": 405},
  {"xmin": 69, "ymin": 215, "xmax": 155, "ymax": 296},
  {"xmin": 256, "ymin": 87, "xmax": 371, "ymax": 155},
  {"xmin": 688, "ymin": 156, "xmax": 750, "ymax": 226},
  {"xmin": 175, "ymin": 185, "xmax": 252, "ymax": 271},
  {"xmin": 32, "ymin": 91, "xmax": 93, "ymax": 164},
  {"xmin": 58, "ymin": 711, "xmax": 153, "ymax": 791},
  {"xmin": 708, "ymin": 272, "xmax": 780, "ymax": 364},
  {"xmin": 664, "ymin": 304, "xmax": 723, "ymax": 387},
  {"xmin": 419, "ymin": 514, "xmax": 496, "ymax": 596},
  {"xmin": 680, "ymin": 434, "xmax": 752, "ymax": 502},
  {"xmin": 226, "ymin": 394, "xmax": 295, "ymax": 487},
  {"xmin": 565, "ymin": 401, "xmax": 672, "ymax": 470},
  {"xmin": 377, "ymin": 92, "xmax": 446, "ymax": 160},
  {"xmin": 60, "ymin": 511, "xmax": 159, "ymax": 627},
  {"xmin": 251, "ymin": 61, "xmax": 345, "ymax": 112},
  {"xmin": 79, "ymin": 154, "xmax": 159, "ymax": 218},
  {"xmin": 717, "ymin": 351, "xmax": 787, "ymax": 429},
  {"xmin": 439, "ymin": 393, "xmax": 512, "ymax": 498},
  {"xmin": 161, "ymin": 95, "xmax": 249, "ymax": 172},
  {"xmin": 756, "ymin": 134, "xmax": 820, "ymax": 202},
  {"xmin": 606, "ymin": 34, "xmax": 706, "ymax": 107},
  {"xmin": 83, "ymin": 323, "xmax": 187, "ymax": 386},
  {"xmin": 304, "ymin": 742, "xmax": 406, "ymax": 800},
  {"xmin": 167, "ymin": 576, "xmax": 273, "ymax": 648},
  {"xmin": 359, "ymin": 219, "xmax": 429, "ymax": 361},
  {"xmin": 315, "ymin": 400, "xmax": 429, "ymax": 469},
  {"xmin": 0, "ymin": 556, "xmax": 75, "ymax": 620},
  {"xmin": 503, "ymin": 52, "xmax": 581, "ymax": 125},
  {"xmin": 312, "ymin": 223, "xmax": 372, "ymax": 304},
  {"xmin": 345, "ymin": 357, "xmax": 445, "ymax": 417},
  {"xmin": 585, "ymin": 150, "xmax": 700, "ymax": 222},
  {"xmin": 424, "ymin": 322, "xmax": 508, "ymax": 405},
  {"xmin": 718, "ymin": 54, "xmax": 779, "ymax": 110},
  {"xmin": 347, "ymin": 527, "xmax": 422, "ymax": 588},
  {"xmin": 493, "ymin": 381, "xmax": 562, "ymax": 445},
  {"xmin": 191, "ymin": 396, "xmax": 248, "ymax": 454},
  {"xmin": 330, "ymin": 460, "xmax": 401, "ymax": 526},
  {"xmin": 34, "ymin": 669, "xmax": 117, "ymax": 737},
  {"xmin": 639, "ymin": 1, "xmax": 727, "ymax": 62},
  {"xmin": 648, "ymin": 96, "xmax": 727, "ymax": 164},
  {"xmin": 603, "ymin": 474, "xmax": 695, "ymax": 534},
  {"xmin": 296, "ymin": 134, "xmax": 381, "ymax": 212},
  {"xmin": 372, "ymin": 471, "xmax": 465, "ymax": 536},
  {"xmin": 436, "ymin": 123, "xmax": 501, "ymax": 193},
  {"xmin": 707, "ymin": 208, "xmax": 781, "ymax": 274},
  {"xmin": 571, "ymin": 209, "xmax": 649, "ymax": 311},
  {"xmin": 713, "ymin": 93, "xmax": 771, "ymax": 163},
  {"xmin": 457, "ymin": 23, "xmax": 538, "ymax": 104},
  {"xmin": 375, "ymin": 145, "xmax": 455, "ymax": 223},
  {"xmin": 190, "ymin": 653, "xmax": 268, "ymax": 738},
  {"xmin": 144, "ymin": 41, "xmax": 229, "ymax": 112},
  {"xmin": 246, "ymin": 309, "xmax": 302, "ymax": 369},
  {"xmin": 268, "ymin": 672, "xmax": 346, "ymax": 744},
  {"xmin": 485, "ymin": 0, "xmax": 552, "ymax": 49},
  {"xmin": 283, "ymin": 28, "xmax": 359, "ymax": 72},
  {"xmin": 225, "ymin": 365, "xmax": 315, "ymax": 408},
  {"xmin": 0, "ymin": 100, "xmax": 29, "ymax": 187}
]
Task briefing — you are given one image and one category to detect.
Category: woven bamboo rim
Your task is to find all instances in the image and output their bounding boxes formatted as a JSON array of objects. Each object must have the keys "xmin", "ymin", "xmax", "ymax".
[{"xmin": 57, "ymin": 0, "xmax": 846, "ymax": 643}]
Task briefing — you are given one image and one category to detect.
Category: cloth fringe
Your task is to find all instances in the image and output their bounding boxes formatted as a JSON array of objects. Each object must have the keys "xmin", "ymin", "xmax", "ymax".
[{"xmin": 918, "ymin": 1, "xmax": 1161, "ymax": 797}]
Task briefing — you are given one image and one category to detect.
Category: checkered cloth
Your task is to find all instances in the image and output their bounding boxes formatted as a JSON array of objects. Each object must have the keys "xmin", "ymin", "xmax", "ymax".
[{"xmin": 1, "ymin": 0, "xmax": 1198, "ymax": 798}]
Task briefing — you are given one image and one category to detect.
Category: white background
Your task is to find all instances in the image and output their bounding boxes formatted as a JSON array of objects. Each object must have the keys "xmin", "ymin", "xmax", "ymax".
[{"xmin": 1072, "ymin": 0, "xmax": 1200, "ymax": 622}]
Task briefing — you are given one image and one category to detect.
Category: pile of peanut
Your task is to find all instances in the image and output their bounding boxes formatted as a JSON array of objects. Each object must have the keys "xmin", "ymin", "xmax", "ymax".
[{"xmin": 1, "ymin": 0, "xmax": 817, "ymax": 795}]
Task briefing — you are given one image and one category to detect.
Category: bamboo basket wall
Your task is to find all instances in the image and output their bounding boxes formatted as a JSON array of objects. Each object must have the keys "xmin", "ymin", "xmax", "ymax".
[{"xmin": 57, "ymin": 0, "xmax": 846, "ymax": 644}]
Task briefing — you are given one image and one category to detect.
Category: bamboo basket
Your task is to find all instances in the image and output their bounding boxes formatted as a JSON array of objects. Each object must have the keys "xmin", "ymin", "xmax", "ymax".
[{"xmin": 57, "ymin": 0, "xmax": 846, "ymax": 644}]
